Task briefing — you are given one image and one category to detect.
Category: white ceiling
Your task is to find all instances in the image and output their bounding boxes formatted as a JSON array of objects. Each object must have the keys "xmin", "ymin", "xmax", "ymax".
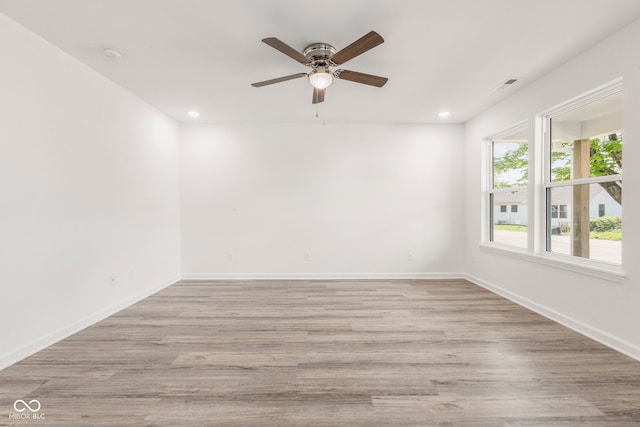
[{"xmin": 2, "ymin": 0, "xmax": 640, "ymax": 124}]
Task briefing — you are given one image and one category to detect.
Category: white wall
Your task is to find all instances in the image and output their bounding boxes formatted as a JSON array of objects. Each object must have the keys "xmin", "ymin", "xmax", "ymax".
[
  {"xmin": 3, "ymin": 8, "xmax": 639, "ymax": 371},
  {"xmin": 463, "ymin": 18, "xmax": 640, "ymax": 359},
  {"xmin": 181, "ymin": 123, "xmax": 464, "ymax": 278},
  {"xmin": 0, "ymin": 14, "xmax": 181, "ymax": 369}
]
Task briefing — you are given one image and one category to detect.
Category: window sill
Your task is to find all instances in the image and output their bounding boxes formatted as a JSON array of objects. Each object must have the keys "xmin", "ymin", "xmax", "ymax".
[{"xmin": 479, "ymin": 243, "xmax": 626, "ymax": 283}]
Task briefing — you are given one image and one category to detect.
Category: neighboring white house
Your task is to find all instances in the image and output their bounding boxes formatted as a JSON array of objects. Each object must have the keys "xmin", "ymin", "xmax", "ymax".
[
  {"xmin": 590, "ymin": 186, "xmax": 622, "ymax": 218},
  {"xmin": 493, "ymin": 184, "xmax": 620, "ymax": 227},
  {"xmin": 493, "ymin": 191, "xmax": 528, "ymax": 225}
]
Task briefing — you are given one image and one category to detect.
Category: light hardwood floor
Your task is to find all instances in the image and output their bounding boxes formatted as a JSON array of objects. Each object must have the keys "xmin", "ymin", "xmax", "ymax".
[{"xmin": 1, "ymin": 279, "xmax": 640, "ymax": 426}]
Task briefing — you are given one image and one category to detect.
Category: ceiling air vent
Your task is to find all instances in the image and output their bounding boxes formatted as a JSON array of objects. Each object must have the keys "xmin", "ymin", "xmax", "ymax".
[{"xmin": 495, "ymin": 78, "xmax": 518, "ymax": 91}]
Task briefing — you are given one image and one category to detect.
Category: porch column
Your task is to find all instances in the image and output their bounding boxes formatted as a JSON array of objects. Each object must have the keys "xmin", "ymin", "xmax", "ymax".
[{"xmin": 572, "ymin": 139, "xmax": 590, "ymax": 258}]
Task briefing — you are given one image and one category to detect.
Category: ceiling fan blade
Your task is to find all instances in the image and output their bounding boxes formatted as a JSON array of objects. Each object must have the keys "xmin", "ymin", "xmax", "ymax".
[
  {"xmin": 262, "ymin": 37, "xmax": 310, "ymax": 64},
  {"xmin": 330, "ymin": 31, "xmax": 384, "ymax": 65},
  {"xmin": 312, "ymin": 87, "xmax": 326, "ymax": 104},
  {"xmin": 251, "ymin": 73, "xmax": 307, "ymax": 87},
  {"xmin": 334, "ymin": 69, "xmax": 388, "ymax": 87}
]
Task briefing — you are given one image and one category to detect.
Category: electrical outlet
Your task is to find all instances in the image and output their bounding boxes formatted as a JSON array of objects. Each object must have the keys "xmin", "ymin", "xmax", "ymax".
[
  {"xmin": 407, "ymin": 253, "xmax": 414, "ymax": 262},
  {"xmin": 109, "ymin": 274, "xmax": 117, "ymax": 287},
  {"xmin": 304, "ymin": 252, "xmax": 311, "ymax": 262}
]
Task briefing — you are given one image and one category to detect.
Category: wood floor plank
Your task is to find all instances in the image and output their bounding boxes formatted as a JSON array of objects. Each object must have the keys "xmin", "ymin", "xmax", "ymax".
[{"xmin": 1, "ymin": 279, "xmax": 640, "ymax": 426}]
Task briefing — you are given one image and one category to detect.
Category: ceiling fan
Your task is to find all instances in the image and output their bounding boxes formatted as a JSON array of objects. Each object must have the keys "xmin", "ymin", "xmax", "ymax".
[{"xmin": 251, "ymin": 31, "xmax": 388, "ymax": 104}]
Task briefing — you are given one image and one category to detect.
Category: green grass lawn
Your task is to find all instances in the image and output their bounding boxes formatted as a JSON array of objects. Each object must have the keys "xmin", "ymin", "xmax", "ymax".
[
  {"xmin": 590, "ymin": 230, "xmax": 622, "ymax": 241},
  {"xmin": 493, "ymin": 224, "xmax": 528, "ymax": 232}
]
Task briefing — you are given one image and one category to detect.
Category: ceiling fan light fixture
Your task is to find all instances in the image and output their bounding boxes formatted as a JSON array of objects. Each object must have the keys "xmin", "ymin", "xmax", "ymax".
[
  {"xmin": 252, "ymin": 31, "xmax": 387, "ymax": 104},
  {"xmin": 308, "ymin": 69, "xmax": 333, "ymax": 89}
]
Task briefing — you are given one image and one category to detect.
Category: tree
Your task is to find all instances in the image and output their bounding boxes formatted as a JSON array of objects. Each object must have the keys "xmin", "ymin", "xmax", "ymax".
[
  {"xmin": 493, "ymin": 133, "xmax": 622, "ymax": 204},
  {"xmin": 493, "ymin": 142, "xmax": 528, "ymax": 188},
  {"xmin": 589, "ymin": 133, "xmax": 622, "ymax": 204}
]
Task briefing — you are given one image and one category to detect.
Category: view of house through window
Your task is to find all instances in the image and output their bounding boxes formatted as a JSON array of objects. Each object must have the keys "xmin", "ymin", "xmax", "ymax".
[
  {"xmin": 489, "ymin": 126, "xmax": 528, "ymax": 249},
  {"xmin": 547, "ymin": 90, "xmax": 622, "ymax": 264}
]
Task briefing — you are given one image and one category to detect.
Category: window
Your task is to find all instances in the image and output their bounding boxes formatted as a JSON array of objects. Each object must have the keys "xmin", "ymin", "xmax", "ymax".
[
  {"xmin": 559, "ymin": 205, "xmax": 568, "ymax": 219},
  {"xmin": 482, "ymin": 80, "xmax": 624, "ymax": 279},
  {"xmin": 545, "ymin": 88, "xmax": 622, "ymax": 265},
  {"xmin": 551, "ymin": 204, "xmax": 568, "ymax": 219},
  {"xmin": 487, "ymin": 124, "xmax": 528, "ymax": 249}
]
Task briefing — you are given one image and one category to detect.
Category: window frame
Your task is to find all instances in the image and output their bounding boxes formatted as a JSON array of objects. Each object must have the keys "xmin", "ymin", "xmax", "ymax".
[
  {"xmin": 541, "ymin": 81, "xmax": 623, "ymax": 266},
  {"xmin": 484, "ymin": 121, "xmax": 529, "ymax": 251},
  {"xmin": 480, "ymin": 78, "xmax": 625, "ymax": 282}
]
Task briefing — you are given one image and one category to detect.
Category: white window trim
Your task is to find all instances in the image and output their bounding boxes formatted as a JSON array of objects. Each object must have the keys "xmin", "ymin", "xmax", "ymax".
[
  {"xmin": 480, "ymin": 244, "xmax": 626, "ymax": 283},
  {"xmin": 545, "ymin": 174, "xmax": 622, "ymax": 188},
  {"xmin": 483, "ymin": 121, "xmax": 529, "ymax": 246},
  {"xmin": 480, "ymin": 79, "xmax": 625, "ymax": 283},
  {"xmin": 539, "ymin": 79, "xmax": 623, "ymax": 272},
  {"xmin": 539, "ymin": 77, "xmax": 623, "ymax": 124}
]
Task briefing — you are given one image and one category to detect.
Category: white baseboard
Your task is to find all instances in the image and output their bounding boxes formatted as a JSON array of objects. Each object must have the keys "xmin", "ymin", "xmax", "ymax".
[
  {"xmin": 0, "ymin": 276, "xmax": 181, "ymax": 371},
  {"xmin": 464, "ymin": 273, "xmax": 640, "ymax": 362},
  {"xmin": 181, "ymin": 272, "xmax": 467, "ymax": 281}
]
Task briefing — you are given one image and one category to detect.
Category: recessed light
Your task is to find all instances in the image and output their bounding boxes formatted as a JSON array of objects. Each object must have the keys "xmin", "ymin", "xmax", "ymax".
[
  {"xmin": 188, "ymin": 111, "xmax": 200, "ymax": 118},
  {"xmin": 438, "ymin": 111, "xmax": 450, "ymax": 118}
]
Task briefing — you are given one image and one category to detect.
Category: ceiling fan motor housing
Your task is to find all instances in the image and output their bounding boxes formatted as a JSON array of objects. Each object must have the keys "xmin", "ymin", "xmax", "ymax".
[{"xmin": 303, "ymin": 43, "xmax": 336, "ymax": 67}]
